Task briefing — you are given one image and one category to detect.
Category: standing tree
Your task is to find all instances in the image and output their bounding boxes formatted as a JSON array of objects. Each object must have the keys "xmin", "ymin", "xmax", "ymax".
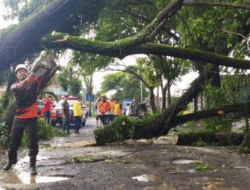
[
  {"xmin": 83, "ymin": 74, "xmax": 94, "ymax": 117},
  {"xmin": 56, "ymin": 66, "xmax": 82, "ymax": 97},
  {"xmin": 99, "ymin": 72, "xmax": 148, "ymax": 101}
]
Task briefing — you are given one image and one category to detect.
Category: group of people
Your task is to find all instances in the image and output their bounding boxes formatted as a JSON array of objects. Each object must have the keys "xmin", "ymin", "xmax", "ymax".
[
  {"xmin": 95, "ymin": 94, "xmax": 122, "ymax": 127},
  {"xmin": 61, "ymin": 95, "xmax": 88, "ymax": 134},
  {"xmin": 2, "ymin": 63, "xmax": 141, "ymax": 176},
  {"xmin": 95, "ymin": 94, "xmax": 142, "ymax": 127}
]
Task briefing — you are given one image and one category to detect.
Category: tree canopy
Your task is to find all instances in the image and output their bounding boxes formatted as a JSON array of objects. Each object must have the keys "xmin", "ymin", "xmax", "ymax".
[
  {"xmin": 99, "ymin": 72, "xmax": 148, "ymax": 101},
  {"xmin": 2, "ymin": 0, "xmax": 250, "ymax": 144}
]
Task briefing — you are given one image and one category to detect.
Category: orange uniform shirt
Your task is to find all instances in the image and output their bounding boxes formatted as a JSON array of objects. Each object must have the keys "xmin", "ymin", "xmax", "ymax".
[
  {"xmin": 11, "ymin": 76, "xmax": 42, "ymax": 118},
  {"xmin": 97, "ymin": 101, "xmax": 110, "ymax": 115}
]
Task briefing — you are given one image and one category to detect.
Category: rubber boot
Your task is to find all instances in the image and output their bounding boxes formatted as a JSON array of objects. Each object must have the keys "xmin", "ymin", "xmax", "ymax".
[
  {"xmin": 3, "ymin": 151, "xmax": 17, "ymax": 171},
  {"xmin": 30, "ymin": 156, "xmax": 37, "ymax": 175}
]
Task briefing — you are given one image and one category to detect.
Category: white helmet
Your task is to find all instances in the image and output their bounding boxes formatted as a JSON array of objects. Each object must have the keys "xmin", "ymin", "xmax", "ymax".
[{"xmin": 15, "ymin": 64, "xmax": 28, "ymax": 73}]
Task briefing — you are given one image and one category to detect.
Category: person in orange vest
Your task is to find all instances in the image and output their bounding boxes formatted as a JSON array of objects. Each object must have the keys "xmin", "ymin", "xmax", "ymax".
[
  {"xmin": 97, "ymin": 94, "xmax": 110, "ymax": 126},
  {"xmin": 3, "ymin": 64, "xmax": 42, "ymax": 175}
]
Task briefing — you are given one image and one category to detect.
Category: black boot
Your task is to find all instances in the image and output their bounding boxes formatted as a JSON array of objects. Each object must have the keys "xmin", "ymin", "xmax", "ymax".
[
  {"xmin": 30, "ymin": 156, "xmax": 37, "ymax": 175},
  {"xmin": 3, "ymin": 151, "xmax": 17, "ymax": 171}
]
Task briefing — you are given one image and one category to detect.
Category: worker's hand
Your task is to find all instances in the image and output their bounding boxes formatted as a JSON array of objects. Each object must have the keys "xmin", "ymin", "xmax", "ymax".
[{"xmin": 26, "ymin": 75, "xmax": 34, "ymax": 83}]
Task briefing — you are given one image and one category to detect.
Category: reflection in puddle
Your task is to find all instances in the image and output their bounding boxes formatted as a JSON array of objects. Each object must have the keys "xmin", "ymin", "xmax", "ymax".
[
  {"xmin": 144, "ymin": 183, "xmax": 176, "ymax": 190},
  {"xmin": 0, "ymin": 173, "xmax": 68, "ymax": 184},
  {"xmin": 172, "ymin": 159, "xmax": 194, "ymax": 164},
  {"xmin": 189, "ymin": 177, "xmax": 224, "ymax": 189},
  {"xmin": 0, "ymin": 154, "xmax": 69, "ymax": 185},
  {"xmin": 132, "ymin": 175, "xmax": 163, "ymax": 182}
]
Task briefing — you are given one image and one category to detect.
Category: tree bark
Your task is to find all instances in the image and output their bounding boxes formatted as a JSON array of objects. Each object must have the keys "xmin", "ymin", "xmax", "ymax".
[
  {"xmin": 94, "ymin": 66, "xmax": 228, "ymax": 144},
  {"xmin": 41, "ymin": 35, "xmax": 250, "ymax": 69},
  {"xmin": 0, "ymin": 0, "xmax": 91, "ymax": 71},
  {"xmin": 167, "ymin": 80, "xmax": 171, "ymax": 108},
  {"xmin": 156, "ymin": 86, "xmax": 160, "ymax": 111},
  {"xmin": 172, "ymin": 133, "xmax": 244, "ymax": 146},
  {"xmin": 0, "ymin": 0, "xmax": 183, "ymax": 70},
  {"xmin": 149, "ymin": 87, "xmax": 156, "ymax": 113},
  {"xmin": 88, "ymin": 94, "xmax": 92, "ymax": 117},
  {"xmin": 161, "ymin": 84, "xmax": 167, "ymax": 110},
  {"xmin": 184, "ymin": 1, "xmax": 250, "ymax": 10},
  {"xmin": 94, "ymin": 99, "xmax": 250, "ymax": 145}
]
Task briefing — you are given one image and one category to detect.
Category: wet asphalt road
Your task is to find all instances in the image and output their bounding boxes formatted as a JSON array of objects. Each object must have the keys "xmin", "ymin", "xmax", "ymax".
[{"xmin": 1, "ymin": 118, "xmax": 250, "ymax": 189}]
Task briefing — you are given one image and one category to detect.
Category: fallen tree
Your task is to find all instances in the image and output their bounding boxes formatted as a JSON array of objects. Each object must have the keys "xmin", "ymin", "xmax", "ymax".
[
  {"xmin": 0, "ymin": 0, "xmax": 103, "ymax": 71},
  {"xmin": 1, "ymin": 0, "xmax": 250, "ymax": 150},
  {"xmin": 94, "ymin": 98, "xmax": 250, "ymax": 145},
  {"xmin": 172, "ymin": 132, "xmax": 244, "ymax": 146}
]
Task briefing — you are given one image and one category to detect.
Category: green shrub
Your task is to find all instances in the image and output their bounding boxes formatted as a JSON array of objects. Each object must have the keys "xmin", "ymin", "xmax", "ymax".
[
  {"xmin": 94, "ymin": 113, "xmax": 161, "ymax": 144},
  {"xmin": 192, "ymin": 137, "xmax": 207, "ymax": 147},
  {"xmin": 19, "ymin": 118, "xmax": 67, "ymax": 147},
  {"xmin": 0, "ymin": 122, "xmax": 10, "ymax": 146},
  {"xmin": 37, "ymin": 117, "xmax": 67, "ymax": 140}
]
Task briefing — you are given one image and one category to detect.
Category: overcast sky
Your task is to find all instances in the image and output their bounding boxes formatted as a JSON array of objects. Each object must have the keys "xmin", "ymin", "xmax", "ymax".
[{"xmin": 0, "ymin": 0, "xmax": 198, "ymax": 97}]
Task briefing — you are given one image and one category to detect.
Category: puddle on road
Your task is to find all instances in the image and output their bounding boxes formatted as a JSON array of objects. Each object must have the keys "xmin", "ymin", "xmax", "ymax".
[
  {"xmin": 132, "ymin": 174, "xmax": 163, "ymax": 182},
  {"xmin": 189, "ymin": 177, "xmax": 224, "ymax": 189},
  {"xmin": 143, "ymin": 183, "xmax": 176, "ymax": 190},
  {"xmin": 0, "ymin": 173, "xmax": 68, "ymax": 184},
  {"xmin": 172, "ymin": 159, "xmax": 194, "ymax": 164},
  {"xmin": 0, "ymin": 154, "xmax": 69, "ymax": 185}
]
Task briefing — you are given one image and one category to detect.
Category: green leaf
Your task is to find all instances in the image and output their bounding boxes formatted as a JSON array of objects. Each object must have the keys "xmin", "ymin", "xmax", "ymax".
[{"xmin": 195, "ymin": 163, "xmax": 209, "ymax": 170}]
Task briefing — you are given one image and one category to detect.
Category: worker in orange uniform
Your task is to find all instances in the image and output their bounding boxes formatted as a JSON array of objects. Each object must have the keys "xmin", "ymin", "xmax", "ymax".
[{"xmin": 97, "ymin": 94, "xmax": 110, "ymax": 126}]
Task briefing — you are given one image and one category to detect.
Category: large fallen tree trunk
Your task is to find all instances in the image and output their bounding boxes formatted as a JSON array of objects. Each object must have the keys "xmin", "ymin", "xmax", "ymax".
[
  {"xmin": 94, "ymin": 68, "xmax": 211, "ymax": 144},
  {"xmin": 172, "ymin": 132, "xmax": 244, "ymax": 146},
  {"xmin": 94, "ymin": 72, "xmax": 250, "ymax": 145},
  {"xmin": 94, "ymin": 101, "xmax": 250, "ymax": 145},
  {"xmin": 0, "ymin": 0, "xmax": 102, "ymax": 70},
  {"xmin": 0, "ymin": 57, "xmax": 58, "ymax": 133}
]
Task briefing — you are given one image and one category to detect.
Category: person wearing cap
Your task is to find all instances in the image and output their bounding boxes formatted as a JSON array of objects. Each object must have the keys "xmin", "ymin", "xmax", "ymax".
[
  {"xmin": 97, "ymin": 94, "xmax": 110, "ymax": 126},
  {"xmin": 3, "ymin": 64, "xmax": 42, "ymax": 175},
  {"xmin": 61, "ymin": 95, "xmax": 70, "ymax": 134},
  {"xmin": 73, "ymin": 97, "xmax": 82, "ymax": 134}
]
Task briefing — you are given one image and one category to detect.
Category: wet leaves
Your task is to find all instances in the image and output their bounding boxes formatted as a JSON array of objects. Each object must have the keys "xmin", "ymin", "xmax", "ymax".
[
  {"xmin": 195, "ymin": 163, "xmax": 210, "ymax": 170},
  {"xmin": 233, "ymin": 166, "xmax": 246, "ymax": 169},
  {"xmin": 70, "ymin": 156, "xmax": 105, "ymax": 163}
]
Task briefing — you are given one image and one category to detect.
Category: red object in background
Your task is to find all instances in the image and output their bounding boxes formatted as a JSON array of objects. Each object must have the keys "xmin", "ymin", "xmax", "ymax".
[
  {"xmin": 50, "ymin": 96, "xmax": 78, "ymax": 126},
  {"xmin": 40, "ymin": 106, "xmax": 54, "ymax": 118}
]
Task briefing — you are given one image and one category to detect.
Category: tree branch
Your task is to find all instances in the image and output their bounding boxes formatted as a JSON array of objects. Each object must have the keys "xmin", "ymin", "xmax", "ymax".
[
  {"xmin": 116, "ymin": 7, "xmax": 179, "ymax": 41},
  {"xmin": 218, "ymin": 28, "xmax": 249, "ymax": 41},
  {"xmin": 171, "ymin": 102, "xmax": 250, "ymax": 127},
  {"xmin": 184, "ymin": 1, "xmax": 250, "ymax": 10},
  {"xmin": 41, "ymin": 33, "xmax": 250, "ymax": 69}
]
